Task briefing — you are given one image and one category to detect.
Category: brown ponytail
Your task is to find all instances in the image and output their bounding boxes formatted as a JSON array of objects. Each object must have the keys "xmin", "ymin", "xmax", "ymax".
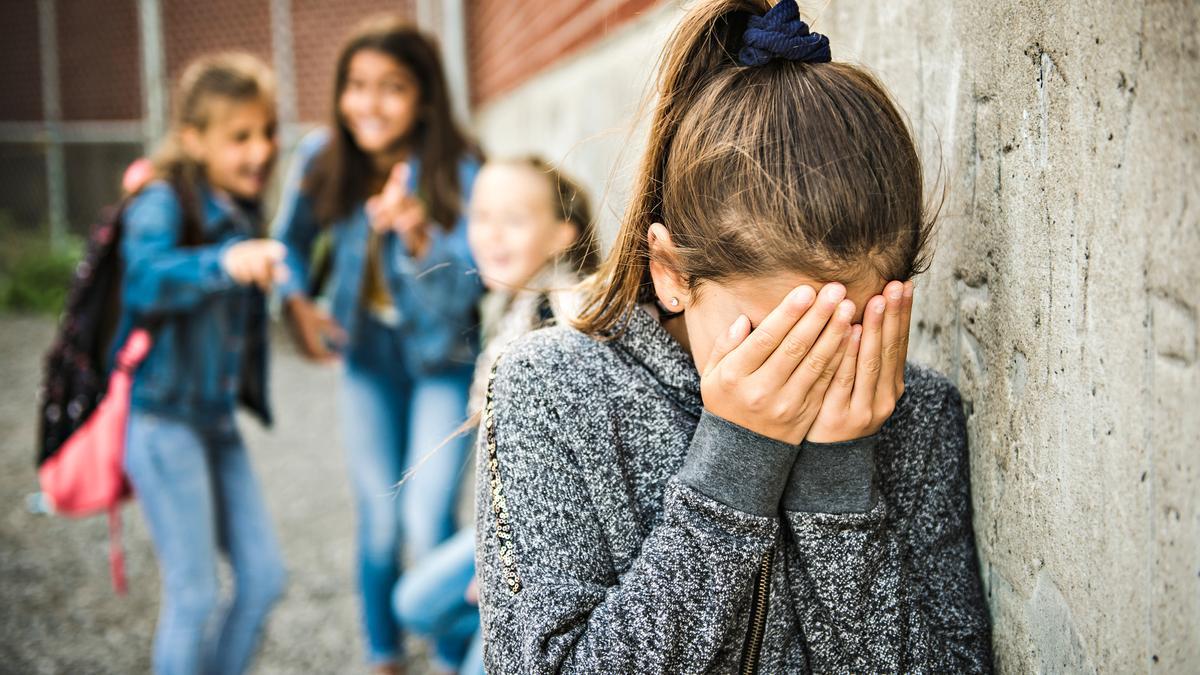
[{"xmin": 574, "ymin": 0, "xmax": 935, "ymax": 335}]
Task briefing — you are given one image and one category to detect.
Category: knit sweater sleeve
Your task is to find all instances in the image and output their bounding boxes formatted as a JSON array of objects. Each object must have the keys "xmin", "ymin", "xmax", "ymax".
[
  {"xmin": 778, "ymin": 369, "xmax": 993, "ymax": 673},
  {"xmin": 475, "ymin": 334, "xmax": 784, "ymax": 674}
]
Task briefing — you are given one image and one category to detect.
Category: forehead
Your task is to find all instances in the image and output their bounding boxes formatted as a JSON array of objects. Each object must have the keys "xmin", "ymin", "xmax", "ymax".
[
  {"xmin": 347, "ymin": 49, "xmax": 416, "ymax": 81},
  {"xmin": 201, "ymin": 96, "xmax": 274, "ymax": 130},
  {"xmin": 475, "ymin": 163, "xmax": 554, "ymax": 202},
  {"xmin": 716, "ymin": 272, "xmax": 886, "ymax": 325}
]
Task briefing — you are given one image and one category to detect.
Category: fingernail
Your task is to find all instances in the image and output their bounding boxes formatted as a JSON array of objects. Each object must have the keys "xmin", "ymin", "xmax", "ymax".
[
  {"xmin": 873, "ymin": 297, "xmax": 886, "ymax": 314},
  {"xmin": 838, "ymin": 300, "xmax": 854, "ymax": 319},
  {"xmin": 851, "ymin": 324, "xmax": 863, "ymax": 341},
  {"xmin": 888, "ymin": 283, "xmax": 903, "ymax": 300},
  {"xmin": 791, "ymin": 285, "xmax": 816, "ymax": 304},
  {"xmin": 823, "ymin": 283, "xmax": 846, "ymax": 303},
  {"xmin": 903, "ymin": 281, "xmax": 914, "ymax": 299},
  {"xmin": 728, "ymin": 315, "xmax": 746, "ymax": 338}
]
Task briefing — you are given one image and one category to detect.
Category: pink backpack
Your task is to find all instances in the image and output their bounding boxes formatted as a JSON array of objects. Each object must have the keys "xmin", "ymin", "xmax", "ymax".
[{"xmin": 37, "ymin": 329, "xmax": 152, "ymax": 594}]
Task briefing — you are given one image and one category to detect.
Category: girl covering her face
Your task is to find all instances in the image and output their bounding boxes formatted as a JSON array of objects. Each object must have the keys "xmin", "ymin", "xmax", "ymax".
[{"xmin": 475, "ymin": 1, "xmax": 992, "ymax": 673}]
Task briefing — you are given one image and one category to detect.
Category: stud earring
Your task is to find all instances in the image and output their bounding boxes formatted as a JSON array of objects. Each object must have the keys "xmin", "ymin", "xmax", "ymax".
[{"xmin": 656, "ymin": 296, "xmax": 684, "ymax": 318}]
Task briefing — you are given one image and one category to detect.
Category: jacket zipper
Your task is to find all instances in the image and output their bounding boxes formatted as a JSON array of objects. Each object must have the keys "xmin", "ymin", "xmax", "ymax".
[{"xmin": 739, "ymin": 547, "xmax": 774, "ymax": 675}]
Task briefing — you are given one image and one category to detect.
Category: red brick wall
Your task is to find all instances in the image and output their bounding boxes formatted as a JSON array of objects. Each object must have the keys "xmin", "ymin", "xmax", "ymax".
[
  {"xmin": 291, "ymin": 0, "xmax": 414, "ymax": 124},
  {"xmin": 465, "ymin": 0, "xmax": 662, "ymax": 107},
  {"xmin": 57, "ymin": 0, "xmax": 141, "ymax": 121},
  {"xmin": 1, "ymin": 1, "xmax": 654, "ymax": 122},
  {"xmin": 0, "ymin": 0, "xmax": 421, "ymax": 231},
  {"xmin": 162, "ymin": 0, "xmax": 273, "ymax": 84},
  {"xmin": 0, "ymin": 2, "xmax": 43, "ymax": 121}
]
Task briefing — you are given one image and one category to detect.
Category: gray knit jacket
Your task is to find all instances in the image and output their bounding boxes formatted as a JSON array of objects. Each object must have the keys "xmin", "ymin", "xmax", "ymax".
[{"xmin": 475, "ymin": 305, "xmax": 993, "ymax": 674}]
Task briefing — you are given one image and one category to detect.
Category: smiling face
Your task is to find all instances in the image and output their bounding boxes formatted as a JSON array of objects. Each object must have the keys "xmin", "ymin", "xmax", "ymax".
[
  {"xmin": 338, "ymin": 49, "xmax": 422, "ymax": 160},
  {"xmin": 182, "ymin": 97, "xmax": 277, "ymax": 200},
  {"xmin": 468, "ymin": 163, "xmax": 579, "ymax": 291}
]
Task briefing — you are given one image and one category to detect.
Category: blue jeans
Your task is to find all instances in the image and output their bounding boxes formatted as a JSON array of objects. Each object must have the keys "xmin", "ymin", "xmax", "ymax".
[
  {"xmin": 124, "ymin": 409, "xmax": 286, "ymax": 675},
  {"xmin": 393, "ymin": 528, "xmax": 483, "ymax": 675},
  {"xmin": 341, "ymin": 314, "xmax": 472, "ymax": 664}
]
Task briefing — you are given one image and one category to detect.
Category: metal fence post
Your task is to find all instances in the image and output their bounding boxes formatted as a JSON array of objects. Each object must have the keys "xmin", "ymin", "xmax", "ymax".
[
  {"xmin": 37, "ymin": 0, "xmax": 67, "ymax": 249},
  {"xmin": 138, "ymin": 0, "xmax": 167, "ymax": 154}
]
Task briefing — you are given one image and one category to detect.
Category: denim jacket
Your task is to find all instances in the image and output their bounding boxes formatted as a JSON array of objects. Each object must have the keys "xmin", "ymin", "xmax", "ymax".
[
  {"xmin": 116, "ymin": 180, "xmax": 271, "ymax": 425},
  {"xmin": 273, "ymin": 129, "xmax": 482, "ymax": 376}
]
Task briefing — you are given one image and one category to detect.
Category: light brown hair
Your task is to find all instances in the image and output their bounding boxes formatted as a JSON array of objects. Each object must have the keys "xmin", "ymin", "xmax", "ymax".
[
  {"xmin": 307, "ymin": 15, "xmax": 480, "ymax": 229},
  {"xmin": 574, "ymin": 0, "xmax": 936, "ymax": 334},
  {"xmin": 149, "ymin": 52, "xmax": 276, "ymax": 243}
]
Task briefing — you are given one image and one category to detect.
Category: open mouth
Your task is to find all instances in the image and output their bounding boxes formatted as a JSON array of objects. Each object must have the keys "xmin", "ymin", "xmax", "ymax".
[
  {"xmin": 352, "ymin": 118, "xmax": 393, "ymax": 138},
  {"xmin": 233, "ymin": 166, "xmax": 272, "ymax": 191}
]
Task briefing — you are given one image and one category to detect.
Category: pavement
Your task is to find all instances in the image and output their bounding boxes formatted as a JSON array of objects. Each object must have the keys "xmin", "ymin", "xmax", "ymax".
[{"xmin": 0, "ymin": 314, "xmax": 461, "ymax": 674}]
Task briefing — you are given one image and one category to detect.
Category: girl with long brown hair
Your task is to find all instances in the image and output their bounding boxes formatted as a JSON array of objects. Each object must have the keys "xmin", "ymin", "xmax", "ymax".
[
  {"xmin": 475, "ymin": 1, "xmax": 992, "ymax": 672},
  {"xmin": 272, "ymin": 16, "xmax": 482, "ymax": 673}
]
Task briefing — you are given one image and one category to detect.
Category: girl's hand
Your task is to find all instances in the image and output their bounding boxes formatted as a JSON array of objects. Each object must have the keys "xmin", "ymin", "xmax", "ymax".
[
  {"xmin": 221, "ymin": 239, "xmax": 289, "ymax": 291},
  {"xmin": 284, "ymin": 295, "xmax": 347, "ymax": 363},
  {"xmin": 465, "ymin": 576, "xmax": 479, "ymax": 605},
  {"xmin": 366, "ymin": 162, "xmax": 431, "ymax": 256},
  {"xmin": 806, "ymin": 280, "xmax": 913, "ymax": 443},
  {"xmin": 700, "ymin": 283, "xmax": 856, "ymax": 444}
]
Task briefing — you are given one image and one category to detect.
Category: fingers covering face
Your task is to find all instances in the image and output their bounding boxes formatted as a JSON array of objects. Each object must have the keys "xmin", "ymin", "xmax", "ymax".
[
  {"xmin": 761, "ymin": 284, "xmax": 847, "ymax": 386},
  {"xmin": 822, "ymin": 323, "xmax": 861, "ymax": 410},
  {"xmin": 723, "ymin": 285, "xmax": 818, "ymax": 376},
  {"xmin": 784, "ymin": 297, "xmax": 854, "ymax": 395}
]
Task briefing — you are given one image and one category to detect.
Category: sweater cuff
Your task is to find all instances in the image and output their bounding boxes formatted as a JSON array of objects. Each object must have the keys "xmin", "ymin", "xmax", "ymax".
[
  {"xmin": 782, "ymin": 435, "xmax": 879, "ymax": 513},
  {"xmin": 676, "ymin": 411, "xmax": 800, "ymax": 517}
]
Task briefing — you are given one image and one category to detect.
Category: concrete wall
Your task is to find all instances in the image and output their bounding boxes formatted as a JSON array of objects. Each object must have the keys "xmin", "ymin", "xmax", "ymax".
[
  {"xmin": 473, "ymin": 2, "xmax": 686, "ymax": 238},
  {"xmin": 470, "ymin": 1, "xmax": 1200, "ymax": 671}
]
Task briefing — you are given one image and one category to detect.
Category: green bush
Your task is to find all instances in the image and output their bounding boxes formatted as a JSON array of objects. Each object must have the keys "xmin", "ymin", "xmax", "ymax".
[{"xmin": 0, "ymin": 226, "xmax": 83, "ymax": 315}]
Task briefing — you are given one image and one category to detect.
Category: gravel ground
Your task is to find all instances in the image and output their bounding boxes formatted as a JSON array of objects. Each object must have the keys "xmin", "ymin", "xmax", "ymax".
[{"xmin": 0, "ymin": 314, "xmax": 457, "ymax": 674}]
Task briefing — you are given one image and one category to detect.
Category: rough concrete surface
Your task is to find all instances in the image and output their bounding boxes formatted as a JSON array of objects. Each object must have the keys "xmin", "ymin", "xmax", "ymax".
[{"xmin": 474, "ymin": 1, "xmax": 1199, "ymax": 671}]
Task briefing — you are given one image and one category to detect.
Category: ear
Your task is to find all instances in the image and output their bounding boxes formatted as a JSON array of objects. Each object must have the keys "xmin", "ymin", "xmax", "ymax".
[
  {"xmin": 550, "ymin": 219, "xmax": 579, "ymax": 259},
  {"xmin": 179, "ymin": 126, "xmax": 206, "ymax": 163},
  {"xmin": 646, "ymin": 222, "xmax": 688, "ymax": 310}
]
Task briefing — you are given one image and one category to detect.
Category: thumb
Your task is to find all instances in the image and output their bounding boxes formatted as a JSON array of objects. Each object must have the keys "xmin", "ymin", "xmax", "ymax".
[
  {"xmin": 262, "ymin": 240, "xmax": 287, "ymax": 262},
  {"xmin": 704, "ymin": 314, "xmax": 749, "ymax": 378}
]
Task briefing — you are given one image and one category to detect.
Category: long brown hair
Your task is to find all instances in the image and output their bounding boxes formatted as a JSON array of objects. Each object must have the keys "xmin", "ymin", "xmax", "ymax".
[
  {"xmin": 307, "ymin": 15, "xmax": 479, "ymax": 229},
  {"xmin": 574, "ymin": 0, "xmax": 936, "ymax": 335},
  {"xmin": 149, "ymin": 52, "xmax": 275, "ymax": 243}
]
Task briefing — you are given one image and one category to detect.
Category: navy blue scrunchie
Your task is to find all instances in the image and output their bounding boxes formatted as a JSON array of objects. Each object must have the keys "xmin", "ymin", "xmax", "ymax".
[{"xmin": 738, "ymin": 0, "xmax": 831, "ymax": 67}]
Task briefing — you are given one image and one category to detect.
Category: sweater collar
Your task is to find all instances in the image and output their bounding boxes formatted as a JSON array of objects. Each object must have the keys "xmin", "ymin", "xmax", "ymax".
[{"xmin": 611, "ymin": 304, "xmax": 702, "ymax": 416}]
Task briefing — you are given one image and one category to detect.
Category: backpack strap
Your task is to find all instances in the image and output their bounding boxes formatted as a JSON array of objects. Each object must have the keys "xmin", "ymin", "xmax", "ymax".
[{"xmin": 108, "ymin": 506, "xmax": 127, "ymax": 595}]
